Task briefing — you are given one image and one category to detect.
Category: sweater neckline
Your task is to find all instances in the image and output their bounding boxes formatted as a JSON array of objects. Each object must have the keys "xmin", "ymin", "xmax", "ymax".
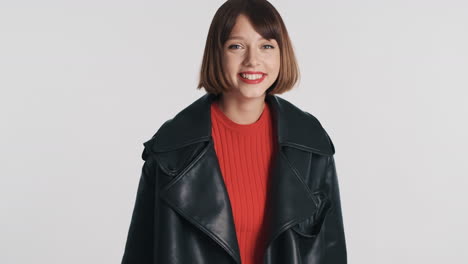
[{"xmin": 211, "ymin": 100, "xmax": 270, "ymax": 134}]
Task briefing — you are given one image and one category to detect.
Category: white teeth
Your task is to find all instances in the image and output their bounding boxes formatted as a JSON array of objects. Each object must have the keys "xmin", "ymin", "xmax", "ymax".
[{"xmin": 241, "ymin": 73, "xmax": 263, "ymax": 80}]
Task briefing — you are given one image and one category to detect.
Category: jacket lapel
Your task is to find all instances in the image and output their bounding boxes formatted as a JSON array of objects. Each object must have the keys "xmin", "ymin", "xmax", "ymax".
[
  {"xmin": 144, "ymin": 93, "xmax": 335, "ymax": 264},
  {"xmin": 159, "ymin": 140, "xmax": 242, "ymax": 263}
]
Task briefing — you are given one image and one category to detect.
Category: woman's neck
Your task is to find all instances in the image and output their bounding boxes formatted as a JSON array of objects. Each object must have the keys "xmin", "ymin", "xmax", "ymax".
[{"xmin": 216, "ymin": 92, "xmax": 266, "ymax": 125}]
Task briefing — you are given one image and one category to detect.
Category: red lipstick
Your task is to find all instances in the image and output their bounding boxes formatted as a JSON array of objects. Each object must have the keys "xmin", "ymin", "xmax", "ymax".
[{"xmin": 238, "ymin": 71, "xmax": 267, "ymax": 84}]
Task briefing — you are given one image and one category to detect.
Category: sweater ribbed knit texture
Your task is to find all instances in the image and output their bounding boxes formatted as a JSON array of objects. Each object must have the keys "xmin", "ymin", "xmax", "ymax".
[{"xmin": 210, "ymin": 100, "xmax": 275, "ymax": 264}]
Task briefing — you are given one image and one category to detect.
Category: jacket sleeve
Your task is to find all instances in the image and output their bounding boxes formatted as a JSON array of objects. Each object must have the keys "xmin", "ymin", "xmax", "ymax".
[
  {"xmin": 121, "ymin": 148, "xmax": 159, "ymax": 264},
  {"xmin": 319, "ymin": 155, "xmax": 347, "ymax": 263}
]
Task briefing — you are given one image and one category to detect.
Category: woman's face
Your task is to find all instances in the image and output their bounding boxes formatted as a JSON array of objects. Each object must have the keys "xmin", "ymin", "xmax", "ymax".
[{"xmin": 222, "ymin": 14, "xmax": 281, "ymax": 100}]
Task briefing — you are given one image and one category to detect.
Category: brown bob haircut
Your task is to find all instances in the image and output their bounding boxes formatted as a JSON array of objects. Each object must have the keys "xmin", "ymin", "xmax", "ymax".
[{"xmin": 197, "ymin": 0, "xmax": 300, "ymax": 95}]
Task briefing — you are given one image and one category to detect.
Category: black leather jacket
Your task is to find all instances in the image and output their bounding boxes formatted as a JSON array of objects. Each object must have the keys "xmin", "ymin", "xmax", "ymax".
[{"xmin": 122, "ymin": 93, "xmax": 347, "ymax": 264}]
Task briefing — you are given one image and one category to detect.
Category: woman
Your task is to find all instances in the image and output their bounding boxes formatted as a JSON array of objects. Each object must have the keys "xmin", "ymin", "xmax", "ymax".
[{"xmin": 122, "ymin": 0, "xmax": 347, "ymax": 263}]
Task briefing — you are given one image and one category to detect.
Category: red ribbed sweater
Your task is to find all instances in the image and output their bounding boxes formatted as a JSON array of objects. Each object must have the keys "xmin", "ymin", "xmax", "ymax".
[{"xmin": 210, "ymin": 100, "xmax": 276, "ymax": 264}]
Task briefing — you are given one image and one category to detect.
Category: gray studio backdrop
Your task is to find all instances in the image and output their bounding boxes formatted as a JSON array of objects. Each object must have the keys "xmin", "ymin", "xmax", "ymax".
[{"xmin": 1, "ymin": 0, "xmax": 467, "ymax": 263}]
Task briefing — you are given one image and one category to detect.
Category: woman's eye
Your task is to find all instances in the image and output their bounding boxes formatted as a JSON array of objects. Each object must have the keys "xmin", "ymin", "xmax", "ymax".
[
  {"xmin": 227, "ymin": 44, "xmax": 275, "ymax": 50},
  {"xmin": 228, "ymin": 44, "xmax": 242, "ymax": 49}
]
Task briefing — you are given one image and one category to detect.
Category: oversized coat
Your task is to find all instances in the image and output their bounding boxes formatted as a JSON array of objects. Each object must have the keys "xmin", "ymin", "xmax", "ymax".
[{"xmin": 121, "ymin": 92, "xmax": 347, "ymax": 264}]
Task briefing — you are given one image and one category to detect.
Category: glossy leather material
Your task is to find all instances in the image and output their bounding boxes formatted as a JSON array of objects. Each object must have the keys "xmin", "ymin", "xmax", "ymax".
[{"xmin": 121, "ymin": 93, "xmax": 347, "ymax": 264}]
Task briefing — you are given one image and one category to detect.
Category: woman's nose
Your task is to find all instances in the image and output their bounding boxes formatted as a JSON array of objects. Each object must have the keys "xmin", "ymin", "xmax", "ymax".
[{"xmin": 243, "ymin": 48, "xmax": 260, "ymax": 66}]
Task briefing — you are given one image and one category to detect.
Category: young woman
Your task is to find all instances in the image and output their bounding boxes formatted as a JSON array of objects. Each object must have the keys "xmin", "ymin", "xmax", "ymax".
[{"xmin": 122, "ymin": 0, "xmax": 347, "ymax": 263}]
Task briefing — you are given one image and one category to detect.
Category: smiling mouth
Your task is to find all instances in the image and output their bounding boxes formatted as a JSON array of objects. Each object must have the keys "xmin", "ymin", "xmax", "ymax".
[
  {"xmin": 239, "ymin": 72, "xmax": 266, "ymax": 80},
  {"xmin": 238, "ymin": 73, "xmax": 267, "ymax": 84}
]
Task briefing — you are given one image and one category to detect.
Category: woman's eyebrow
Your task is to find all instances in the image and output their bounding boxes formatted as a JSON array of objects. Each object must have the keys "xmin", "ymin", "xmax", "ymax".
[{"xmin": 227, "ymin": 36, "xmax": 266, "ymax": 41}]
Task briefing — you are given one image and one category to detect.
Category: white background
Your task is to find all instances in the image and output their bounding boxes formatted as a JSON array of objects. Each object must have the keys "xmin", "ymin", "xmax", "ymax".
[{"xmin": 1, "ymin": 0, "xmax": 467, "ymax": 263}]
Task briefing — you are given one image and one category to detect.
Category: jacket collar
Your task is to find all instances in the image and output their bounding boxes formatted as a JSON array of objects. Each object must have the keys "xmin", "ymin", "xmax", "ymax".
[{"xmin": 146, "ymin": 92, "xmax": 334, "ymax": 156}]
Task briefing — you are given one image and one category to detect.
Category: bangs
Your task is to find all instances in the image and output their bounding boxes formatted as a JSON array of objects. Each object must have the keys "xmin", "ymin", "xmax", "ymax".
[{"xmin": 219, "ymin": 1, "xmax": 283, "ymax": 47}]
